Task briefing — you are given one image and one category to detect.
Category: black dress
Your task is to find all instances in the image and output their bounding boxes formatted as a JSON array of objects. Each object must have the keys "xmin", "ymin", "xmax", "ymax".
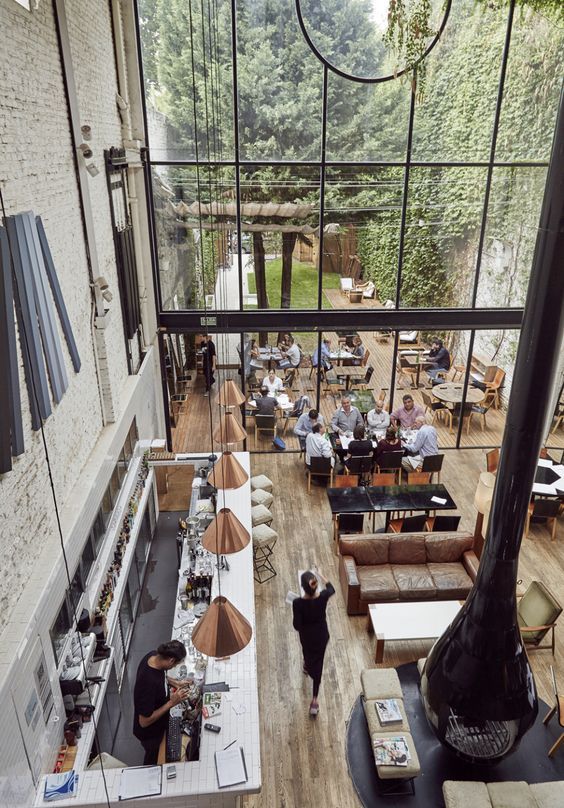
[
  {"xmin": 201, "ymin": 338, "xmax": 216, "ymax": 391},
  {"xmin": 292, "ymin": 583, "xmax": 335, "ymax": 697}
]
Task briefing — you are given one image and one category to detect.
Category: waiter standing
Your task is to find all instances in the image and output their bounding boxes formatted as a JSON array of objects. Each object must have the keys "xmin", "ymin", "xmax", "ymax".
[
  {"xmin": 201, "ymin": 334, "xmax": 216, "ymax": 397},
  {"xmin": 133, "ymin": 640, "xmax": 189, "ymax": 764}
]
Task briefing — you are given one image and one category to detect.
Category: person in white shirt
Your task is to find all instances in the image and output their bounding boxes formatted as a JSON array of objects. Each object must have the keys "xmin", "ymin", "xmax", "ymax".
[
  {"xmin": 278, "ymin": 337, "xmax": 301, "ymax": 370},
  {"xmin": 305, "ymin": 423, "xmax": 334, "ymax": 468},
  {"xmin": 262, "ymin": 370, "xmax": 284, "ymax": 396},
  {"xmin": 401, "ymin": 416, "xmax": 439, "ymax": 470},
  {"xmin": 367, "ymin": 400, "xmax": 391, "ymax": 432},
  {"xmin": 294, "ymin": 409, "xmax": 325, "ymax": 450}
]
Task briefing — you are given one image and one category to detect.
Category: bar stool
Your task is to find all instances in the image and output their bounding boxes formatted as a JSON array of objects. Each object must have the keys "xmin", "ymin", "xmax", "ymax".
[
  {"xmin": 252, "ymin": 525, "xmax": 278, "ymax": 583},
  {"xmin": 251, "ymin": 504, "xmax": 273, "ymax": 528},
  {"xmin": 251, "ymin": 488, "xmax": 274, "ymax": 508}
]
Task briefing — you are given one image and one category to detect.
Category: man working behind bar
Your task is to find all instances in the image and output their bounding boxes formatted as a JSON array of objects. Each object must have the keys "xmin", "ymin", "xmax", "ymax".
[{"xmin": 133, "ymin": 640, "xmax": 189, "ymax": 764}]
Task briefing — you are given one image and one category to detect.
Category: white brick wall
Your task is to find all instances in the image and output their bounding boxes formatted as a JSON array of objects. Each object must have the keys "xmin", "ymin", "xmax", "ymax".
[{"xmin": 0, "ymin": 0, "xmax": 140, "ymax": 631}]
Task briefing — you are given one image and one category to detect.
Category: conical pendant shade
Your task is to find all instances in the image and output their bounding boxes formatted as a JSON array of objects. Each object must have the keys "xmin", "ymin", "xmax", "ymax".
[
  {"xmin": 202, "ymin": 508, "xmax": 250, "ymax": 554},
  {"xmin": 191, "ymin": 596, "xmax": 252, "ymax": 657},
  {"xmin": 208, "ymin": 451, "xmax": 248, "ymax": 489},
  {"xmin": 217, "ymin": 379, "xmax": 246, "ymax": 408},
  {"xmin": 213, "ymin": 411, "xmax": 247, "ymax": 445}
]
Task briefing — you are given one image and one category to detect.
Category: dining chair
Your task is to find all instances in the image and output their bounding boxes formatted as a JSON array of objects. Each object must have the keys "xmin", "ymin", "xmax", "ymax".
[
  {"xmin": 467, "ymin": 391, "xmax": 496, "ymax": 432},
  {"xmin": 486, "ymin": 448, "xmax": 500, "ymax": 473},
  {"xmin": 484, "ymin": 368, "xmax": 506, "ymax": 409},
  {"xmin": 524, "ymin": 498, "xmax": 561, "ymax": 541},
  {"xmin": 421, "ymin": 453, "xmax": 444, "ymax": 483},
  {"xmin": 306, "ymin": 456, "xmax": 334, "ymax": 494},
  {"xmin": 254, "ymin": 414, "xmax": 277, "ymax": 448},
  {"xmin": 425, "ymin": 514, "xmax": 461, "ymax": 531},
  {"xmin": 376, "ymin": 451, "xmax": 403, "ymax": 483},
  {"xmin": 517, "ymin": 580, "xmax": 562, "ymax": 654},
  {"xmin": 551, "ymin": 401, "xmax": 564, "ymax": 434},
  {"xmin": 421, "ymin": 390, "xmax": 446, "ymax": 425},
  {"xmin": 345, "ymin": 455, "xmax": 373, "ymax": 486},
  {"xmin": 323, "ymin": 370, "xmax": 345, "ymax": 403},
  {"xmin": 397, "ymin": 356, "xmax": 418, "ymax": 389},
  {"xmin": 349, "ymin": 366, "xmax": 374, "ymax": 391},
  {"xmin": 543, "ymin": 667, "xmax": 564, "ymax": 757},
  {"xmin": 407, "ymin": 472, "xmax": 432, "ymax": 485},
  {"xmin": 371, "ymin": 473, "xmax": 396, "ymax": 487},
  {"xmin": 333, "ymin": 474, "xmax": 359, "ymax": 488},
  {"xmin": 389, "ymin": 513, "xmax": 428, "ymax": 534}
]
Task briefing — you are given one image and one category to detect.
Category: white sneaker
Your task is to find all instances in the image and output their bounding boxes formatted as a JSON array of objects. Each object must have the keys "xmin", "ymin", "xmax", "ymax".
[{"xmin": 203, "ymin": 392, "xmax": 209, "ymax": 397}]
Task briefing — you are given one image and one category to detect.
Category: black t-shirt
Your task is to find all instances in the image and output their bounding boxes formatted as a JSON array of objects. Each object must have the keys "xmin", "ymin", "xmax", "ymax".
[
  {"xmin": 133, "ymin": 652, "xmax": 168, "ymax": 741},
  {"xmin": 347, "ymin": 439, "xmax": 373, "ymax": 458}
]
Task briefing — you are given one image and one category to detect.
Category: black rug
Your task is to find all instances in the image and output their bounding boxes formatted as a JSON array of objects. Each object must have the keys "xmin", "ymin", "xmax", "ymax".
[{"xmin": 345, "ymin": 662, "xmax": 564, "ymax": 808}]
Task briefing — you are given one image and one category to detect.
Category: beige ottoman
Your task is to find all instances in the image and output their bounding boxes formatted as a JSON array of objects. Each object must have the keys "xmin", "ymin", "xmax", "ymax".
[
  {"xmin": 250, "ymin": 474, "xmax": 273, "ymax": 492},
  {"xmin": 251, "ymin": 488, "xmax": 274, "ymax": 508},
  {"xmin": 443, "ymin": 781, "xmax": 491, "ymax": 808},
  {"xmin": 487, "ymin": 782, "xmax": 537, "ymax": 808},
  {"xmin": 251, "ymin": 504, "xmax": 273, "ymax": 527},
  {"xmin": 361, "ymin": 668, "xmax": 404, "ymax": 701},
  {"xmin": 371, "ymin": 730, "xmax": 421, "ymax": 780},
  {"xmin": 530, "ymin": 782, "xmax": 564, "ymax": 808}
]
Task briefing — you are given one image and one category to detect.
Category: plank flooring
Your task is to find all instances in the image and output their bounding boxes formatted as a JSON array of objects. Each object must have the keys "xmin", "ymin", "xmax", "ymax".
[{"xmin": 238, "ymin": 451, "xmax": 564, "ymax": 808}]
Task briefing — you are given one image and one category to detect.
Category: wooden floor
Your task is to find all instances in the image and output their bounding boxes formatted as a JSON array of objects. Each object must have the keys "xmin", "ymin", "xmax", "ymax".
[
  {"xmin": 171, "ymin": 330, "xmax": 564, "ymax": 455},
  {"xmin": 238, "ymin": 451, "xmax": 564, "ymax": 808}
]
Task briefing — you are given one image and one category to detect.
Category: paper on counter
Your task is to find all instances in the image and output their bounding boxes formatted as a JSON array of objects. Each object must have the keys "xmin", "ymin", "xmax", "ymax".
[
  {"xmin": 119, "ymin": 766, "xmax": 161, "ymax": 800},
  {"xmin": 430, "ymin": 496, "xmax": 447, "ymax": 505}
]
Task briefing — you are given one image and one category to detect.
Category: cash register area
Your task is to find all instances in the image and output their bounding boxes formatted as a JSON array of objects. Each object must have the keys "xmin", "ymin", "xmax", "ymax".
[{"xmin": 35, "ymin": 452, "xmax": 260, "ymax": 808}]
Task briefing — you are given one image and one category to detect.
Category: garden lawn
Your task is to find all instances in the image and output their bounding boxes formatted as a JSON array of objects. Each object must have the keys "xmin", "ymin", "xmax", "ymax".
[{"xmin": 247, "ymin": 258, "xmax": 340, "ymax": 309}]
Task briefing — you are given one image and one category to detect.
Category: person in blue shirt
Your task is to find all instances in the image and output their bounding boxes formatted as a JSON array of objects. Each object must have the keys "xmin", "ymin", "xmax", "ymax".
[
  {"xmin": 294, "ymin": 409, "xmax": 324, "ymax": 450},
  {"xmin": 312, "ymin": 339, "xmax": 332, "ymax": 371}
]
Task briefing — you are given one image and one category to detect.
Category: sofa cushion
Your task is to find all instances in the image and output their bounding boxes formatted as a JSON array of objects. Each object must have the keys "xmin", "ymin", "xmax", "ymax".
[
  {"xmin": 389, "ymin": 534, "xmax": 426, "ymax": 565},
  {"xmin": 487, "ymin": 781, "xmax": 538, "ymax": 808},
  {"xmin": 530, "ymin": 782, "xmax": 564, "ymax": 808},
  {"xmin": 340, "ymin": 535, "xmax": 390, "ymax": 565},
  {"xmin": 428, "ymin": 562, "xmax": 473, "ymax": 599},
  {"xmin": 370, "ymin": 731, "xmax": 421, "ymax": 779},
  {"xmin": 443, "ymin": 781, "xmax": 491, "ymax": 808},
  {"xmin": 358, "ymin": 565, "xmax": 399, "ymax": 602},
  {"xmin": 425, "ymin": 532, "xmax": 474, "ymax": 562},
  {"xmin": 361, "ymin": 667, "xmax": 403, "ymax": 700},
  {"xmin": 392, "ymin": 564, "xmax": 436, "ymax": 599},
  {"xmin": 364, "ymin": 698, "xmax": 409, "ymax": 734}
]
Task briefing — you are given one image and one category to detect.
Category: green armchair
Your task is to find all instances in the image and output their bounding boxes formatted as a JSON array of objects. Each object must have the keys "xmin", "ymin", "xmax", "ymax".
[{"xmin": 517, "ymin": 580, "xmax": 562, "ymax": 655}]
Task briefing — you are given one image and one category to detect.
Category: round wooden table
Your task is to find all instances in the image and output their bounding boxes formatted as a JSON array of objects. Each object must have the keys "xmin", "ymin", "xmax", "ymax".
[{"xmin": 432, "ymin": 383, "xmax": 484, "ymax": 404}]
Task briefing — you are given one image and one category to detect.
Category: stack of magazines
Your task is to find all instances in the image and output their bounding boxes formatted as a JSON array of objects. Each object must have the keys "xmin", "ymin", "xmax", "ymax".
[
  {"xmin": 374, "ymin": 699, "xmax": 402, "ymax": 724},
  {"xmin": 373, "ymin": 736, "xmax": 411, "ymax": 767}
]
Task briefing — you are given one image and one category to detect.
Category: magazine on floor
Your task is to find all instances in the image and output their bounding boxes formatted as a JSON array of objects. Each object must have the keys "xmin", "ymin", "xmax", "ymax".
[
  {"xmin": 373, "ymin": 736, "xmax": 411, "ymax": 767},
  {"xmin": 374, "ymin": 699, "xmax": 402, "ymax": 724}
]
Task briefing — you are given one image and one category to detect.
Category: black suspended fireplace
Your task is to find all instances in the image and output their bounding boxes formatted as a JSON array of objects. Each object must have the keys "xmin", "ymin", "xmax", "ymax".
[{"xmin": 420, "ymin": 87, "xmax": 564, "ymax": 765}]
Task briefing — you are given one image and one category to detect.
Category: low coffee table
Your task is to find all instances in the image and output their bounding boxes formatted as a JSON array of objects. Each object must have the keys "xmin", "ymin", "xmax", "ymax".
[{"xmin": 367, "ymin": 601, "xmax": 462, "ymax": 663}]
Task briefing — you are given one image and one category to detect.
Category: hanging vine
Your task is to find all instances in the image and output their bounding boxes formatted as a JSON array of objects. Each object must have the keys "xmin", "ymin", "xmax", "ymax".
[{"xmin": 384, "ymin": 0, "xmax": 438, "ymax": 99}]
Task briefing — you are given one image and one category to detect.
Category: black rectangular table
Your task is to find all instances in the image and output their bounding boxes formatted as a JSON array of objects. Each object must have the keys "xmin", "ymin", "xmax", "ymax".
[{"xmin": 327, "ymin": 483, "xmax": 457, "ymax": 542}]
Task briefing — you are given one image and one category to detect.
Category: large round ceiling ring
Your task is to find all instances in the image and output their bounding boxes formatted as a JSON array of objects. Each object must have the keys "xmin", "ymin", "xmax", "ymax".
[{"xmin": 294, "ymin": 0, "xmax": 452, "ymax": 84}]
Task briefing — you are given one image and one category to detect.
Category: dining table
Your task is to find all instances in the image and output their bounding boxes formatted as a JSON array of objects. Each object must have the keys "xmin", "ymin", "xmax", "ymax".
[
  {"xmin": 257, "ymin": 347, "xmax": 283, "ymax": 369},
  {"xmin": 432, "ymin": 382, "xmax": 484, "ymax": 405},
  {"xmin": 327, "ymin": 482, "xmax": 457, "ymax": 544},
  {"xmin": 400, "ymin": 350, "xmax": 433, "ymax": 388},
  {"xmin": 338, "ymin": 389, "xmax": 376, "ymax": 414},
  {"xmin": 329, "ymin": 349, "xmax": 355, "ymax": 366}
]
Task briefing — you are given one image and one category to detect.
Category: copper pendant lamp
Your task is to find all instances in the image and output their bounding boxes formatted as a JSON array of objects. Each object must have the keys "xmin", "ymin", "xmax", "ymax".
[
  {"xmin": 208, "ymin": 451, "xmax": 248, "ymax": 489},
  {"xmin": 191, "ymin": 595, "xmax": 252, "ymax": 657},
  {"xmin": 213, "ymin": 410, "xmax": 247, "ymax": 445},
  {"xmin": 202, "ymin": 508, "xmax": 250, "ymax": 554},
  {"xmin": 217, "ymin": 379, "xmax": 246, "ymax": 408}
]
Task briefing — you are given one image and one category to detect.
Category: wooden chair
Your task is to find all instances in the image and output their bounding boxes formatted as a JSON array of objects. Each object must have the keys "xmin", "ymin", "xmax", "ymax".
[
  {"xmin": 389, "ymin": 513, "xmax": 428, "ymax": 534},
  {"xmin": 371, "ymin": 473, "xmax": 397, "ymax": 487},
  {"xmin": 336, "ymin": 513, "xmax": 365, "ymax": 543},
  {"xmin": 551, "ymin": 401, "xmax": 564, "ymax": 434},
  {"xmin": 333, "ymin": 474, "xmax": 359, "ymax": 488},
  {"xmin": 323, "ymin": 370, "xmax": 345, "ymax": 403},
  {"xmin": 543, "ymin": 667, "xmax": 564, "ymax": 757},
  {"xmin": 397, "ymin": 356, "xmax": 418, "ymax": 389},
  {"xmin": 345, "ymin": 455, "xmax": 373, "ymax": 486},
  {"xmin": 407, "ymin": 472, "xmax": 431, "ymax": 485},
  {"xmin": 421, "ymin": 390, "xmax": 447, "ymax": 425},
  {"xmin": 360, "ymin": 348, "xmax": 370, "ymax": 368},
  {"xmin": 306, "ymin": 456, "xmax": 334, "ymax": 493},
  {"xmin": 421, "ymin": 453, "xmax": 444, "ymax": 484},
  {"xmin": 467, "ymin": 391, "xmax": 496, "ymax": 432},
  {"xmin": 484, "ymin": 368, "xmax": 506, "ymax": 409},
  {"xmin": 254, "ymin": 414, "xmax": 276, "ymax": 448},
  {"xmin": 425, "ymin": 514, "xmax": 461, "ymax": 531},
  {"xmin": 349, "ymin": 366, "xmax": 374, "ymax": 391},
  {"xmin": 486, "ymin": 448, "xmax": 499, "ymax": 473},
  {"xmin": 376, "ymin": 451, "xmax": 403, "ymax": 483},
  {"xmin": 524, "ymin": 498, "xmax": 561, "ymax": 541},
  {"xmin": 518, "ymin": 581, "xmax": 562, "ymax": 654}
]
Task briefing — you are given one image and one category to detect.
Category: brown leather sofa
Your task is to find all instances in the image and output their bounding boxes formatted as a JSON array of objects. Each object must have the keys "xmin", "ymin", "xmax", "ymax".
[{"xmin": 339, "ymin": 531, "xmax": 479, "ymax": 615}]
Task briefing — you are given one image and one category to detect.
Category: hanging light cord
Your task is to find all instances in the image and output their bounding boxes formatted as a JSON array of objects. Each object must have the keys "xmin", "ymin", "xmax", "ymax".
[{"xmin": 0, "ymin": 188, "xmax": 113, "ymax": 807}]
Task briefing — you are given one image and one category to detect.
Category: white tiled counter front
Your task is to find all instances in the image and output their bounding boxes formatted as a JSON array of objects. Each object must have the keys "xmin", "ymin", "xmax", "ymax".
[{"xmin": 34, "ymin": 452, "xmax": 260, "ymax": 808}]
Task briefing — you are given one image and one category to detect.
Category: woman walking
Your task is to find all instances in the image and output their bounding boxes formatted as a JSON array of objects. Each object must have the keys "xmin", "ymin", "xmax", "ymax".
[{"xmin": 293, "ymin": 569, "xmax": 335, "ymax": 717}]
